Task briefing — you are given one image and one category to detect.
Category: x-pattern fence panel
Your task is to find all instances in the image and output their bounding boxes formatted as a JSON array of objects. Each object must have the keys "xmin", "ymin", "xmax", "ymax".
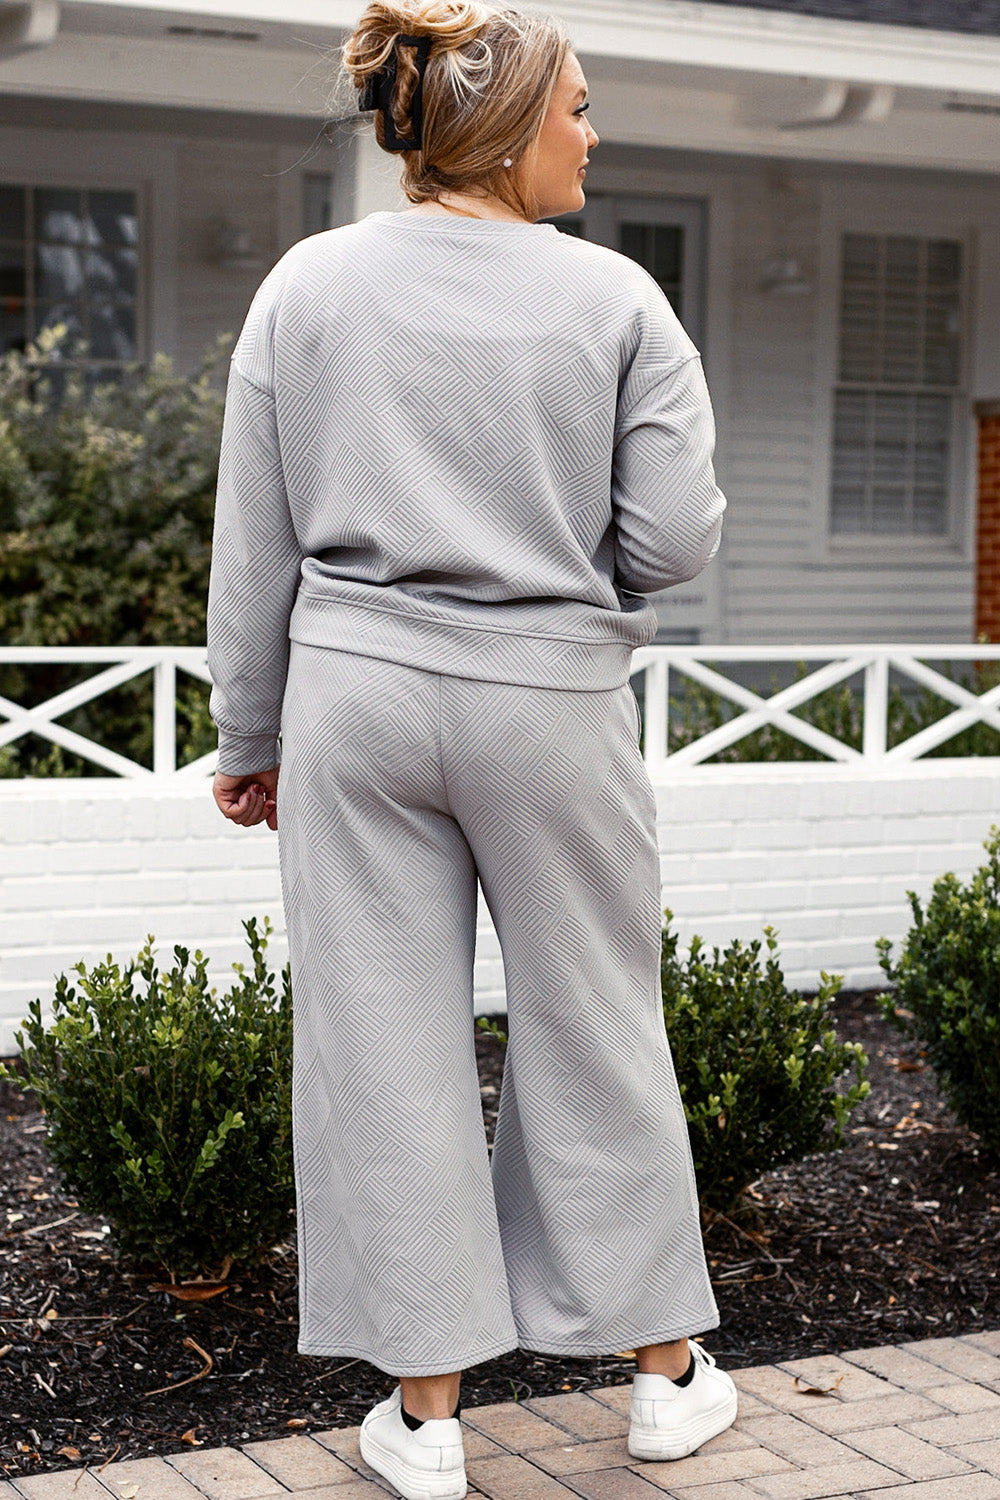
[
  {"xmin": 2, "ymin": 645, "xmax": 1000, "ymax": 777},
  {"xmin": 629, "ymin": 643, "xmax": 1000, "ymax": 772},
  {"xmin": 0, "ymin": 647, "xmax": 215, "ymax": 779}
]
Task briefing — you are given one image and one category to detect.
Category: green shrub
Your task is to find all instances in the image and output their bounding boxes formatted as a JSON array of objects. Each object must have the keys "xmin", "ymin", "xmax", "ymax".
[
  {"xmin": 877, "ymin": 827, "xmax": 1000, "ymax": 1154},
  {"xmin": 0, "ymin": 918, "xmax": 293, "ymax": 1277},
  {"xmin": 0, "ymin": 328, "xmax": 228, "ymax": 775},
  {"xmin": 661, "ymin": 917, "xmax": 869, "ymax": 1211}
]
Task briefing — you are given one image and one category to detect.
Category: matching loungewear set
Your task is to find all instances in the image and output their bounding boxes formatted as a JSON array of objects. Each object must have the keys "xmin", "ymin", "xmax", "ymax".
[{"xmin": 207, "ymin": 211, "xmax": 728, "ymax": 1376}]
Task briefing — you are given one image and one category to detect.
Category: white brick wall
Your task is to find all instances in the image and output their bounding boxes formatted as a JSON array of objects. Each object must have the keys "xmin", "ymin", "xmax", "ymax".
[
  {"xmin": 2, "ymin": 761, "xmax": 997, "ymax": 1053},
  {"xmin": 653, "ymin": 760, "xmax": 999, "ymax": 987}
]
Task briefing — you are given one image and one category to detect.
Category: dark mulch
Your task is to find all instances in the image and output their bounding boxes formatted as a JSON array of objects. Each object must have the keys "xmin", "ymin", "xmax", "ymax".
[{"xmin": 1, "ymin": 991, "xmax": 997, "ymax": 1481}]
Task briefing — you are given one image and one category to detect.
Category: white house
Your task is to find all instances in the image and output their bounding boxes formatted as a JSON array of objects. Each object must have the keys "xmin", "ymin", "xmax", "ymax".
[{"xmin": 3, "ymin": 0, "xmax": 1000, "ymax": 646}]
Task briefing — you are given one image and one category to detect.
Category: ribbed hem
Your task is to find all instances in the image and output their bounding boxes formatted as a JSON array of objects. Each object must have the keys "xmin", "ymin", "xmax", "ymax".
[
  {"xmin": 215, "ymin": 729, "xmax": 280, "ymax": 777},
  {"xmin": 295, "ymin": 1336, "xmax": 519, "ymax": 1375},
  {"xmin": 290, "ymin": 587, "xmax": 653, "ymax": 693},
  {"xmin": 515, "ymin": 1312, "xmax": 722, "ymax": 1359}
]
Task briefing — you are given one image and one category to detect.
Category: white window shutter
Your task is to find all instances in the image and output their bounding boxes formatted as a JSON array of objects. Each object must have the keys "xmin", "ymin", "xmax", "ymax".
[{"xmin": 831, "ymin": 233, "xmax": 962, "ymax": 537}]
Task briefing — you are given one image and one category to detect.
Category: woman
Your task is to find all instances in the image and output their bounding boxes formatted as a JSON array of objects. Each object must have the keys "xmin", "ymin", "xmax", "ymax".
[{"xmin": 208, "ymin": 4, "xmax": 735, "ymax": 1497}]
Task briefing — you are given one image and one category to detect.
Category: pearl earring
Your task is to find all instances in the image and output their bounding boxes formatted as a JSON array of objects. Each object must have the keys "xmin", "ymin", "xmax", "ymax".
[{"xmin": 502, "ymin": 157, "xmax": 513, "ymax": 168}]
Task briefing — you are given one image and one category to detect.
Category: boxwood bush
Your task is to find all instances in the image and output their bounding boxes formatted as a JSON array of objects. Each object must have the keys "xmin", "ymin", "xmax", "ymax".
[
  {"xmin": 0, "ymin": 918, "xmax": 293, "ymax": 1278},
  {"xmin": 660, "ymin": 916, "xmax": 869, "ymax": 1211},
  {"xmin": 0, "ymin": 328, "xmax": 227, "ymax": 775},
  {"xmin": 480, "ymin": 919, "xmax": 870, "ymax": 1213},
  {"xmin": 877, "ymin": 827, "xmax": 1000, "ymax": 1155}
]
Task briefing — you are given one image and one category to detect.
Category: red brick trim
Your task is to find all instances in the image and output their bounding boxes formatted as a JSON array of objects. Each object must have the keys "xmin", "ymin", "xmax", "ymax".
[{"xmin": 976, "ymin": 407, "xmax": 1000, "ymax": 642}]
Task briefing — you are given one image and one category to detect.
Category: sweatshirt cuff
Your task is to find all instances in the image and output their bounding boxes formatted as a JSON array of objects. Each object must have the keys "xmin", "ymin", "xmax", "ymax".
[{"xmin": 215, "ymin": 729, "xmax": 281, "ymax": 778}]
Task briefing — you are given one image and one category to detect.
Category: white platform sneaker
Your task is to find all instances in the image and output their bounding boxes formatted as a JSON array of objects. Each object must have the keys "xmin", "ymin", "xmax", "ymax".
[
  {"xmin": 628, "ymin": 1342, "xmax": 739, "ymax": 1461},
  {"xmin": 359, "ymin": 1385, "xmax": 467, "ymax": 1500}
]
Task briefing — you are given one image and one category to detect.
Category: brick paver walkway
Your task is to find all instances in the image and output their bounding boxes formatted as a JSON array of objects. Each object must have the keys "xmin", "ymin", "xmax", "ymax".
[{"xmin": 5, "ymin": 1334, "xmax": 1000, "ymax": 1500}]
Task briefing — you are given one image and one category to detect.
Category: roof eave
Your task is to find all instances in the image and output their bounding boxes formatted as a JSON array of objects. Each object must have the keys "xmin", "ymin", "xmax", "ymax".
[
  {"xmin": 564, "ymin": 0, "xmax": 1000, "ymax": 95},
  {"xmin": 55, "ymin": 0, "xmax": 1000, "ymax": 95}
]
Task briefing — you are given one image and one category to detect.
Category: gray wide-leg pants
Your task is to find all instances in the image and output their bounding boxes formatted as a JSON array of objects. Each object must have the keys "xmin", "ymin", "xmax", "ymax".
[{"xmin": 278, "ymin": 643, "xmax": 719, "ymax": 1375}]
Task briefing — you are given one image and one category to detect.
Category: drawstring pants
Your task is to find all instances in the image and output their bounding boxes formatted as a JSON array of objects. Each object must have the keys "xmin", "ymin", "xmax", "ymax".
[{"xmin": 278, "ymin": 643, "xmax": 719, "ymax": 1375}]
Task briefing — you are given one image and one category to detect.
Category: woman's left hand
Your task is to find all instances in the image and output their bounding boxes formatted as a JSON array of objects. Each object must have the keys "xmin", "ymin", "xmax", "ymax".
[{"xmin": 213, "ymin": 766, "xmax": 279, "ymax": 830}]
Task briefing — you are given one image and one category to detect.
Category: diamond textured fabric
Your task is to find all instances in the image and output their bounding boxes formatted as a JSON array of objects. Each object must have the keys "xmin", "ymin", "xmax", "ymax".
[
  {"xmin": 207, "ymin": 212, "xmax": 725, "ymax": 775},
  {"xmin": 279, "ymin": 645, "xmax": 719, "ymax": 1373}
]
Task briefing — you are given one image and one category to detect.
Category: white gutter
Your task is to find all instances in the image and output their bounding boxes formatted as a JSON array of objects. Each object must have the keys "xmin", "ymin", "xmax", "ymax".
[
  {"xmin": 568, "ymin": 0, "xmax": 1000, "ymax": 94},
  {"xmin": 64, "ymin": 0, "xmax": 1000, "ymax": 95}
]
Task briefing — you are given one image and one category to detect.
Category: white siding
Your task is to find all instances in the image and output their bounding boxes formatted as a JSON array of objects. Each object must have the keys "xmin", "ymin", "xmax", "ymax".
[
  {"xmin": 725, "ymin": 162, "xmax": 819, "ymax": 586},
  {"xmin": 0, "ymin": 106, "xmax": 351, "ymax": 374},
  {"xmin": 724, "ymin": 165, "xmax": 978, "ymax": 644},
  {"xmin": 174, "ymin": 136, "xmax": 285, "ymax": 371},
  {"xmin": 730, "ymin": 568, "xmax": 974, "ymax": 642}
]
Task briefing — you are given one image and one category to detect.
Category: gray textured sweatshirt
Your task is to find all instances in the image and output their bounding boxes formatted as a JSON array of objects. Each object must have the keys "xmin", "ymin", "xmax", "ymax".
[{"xmin": 207, "ymin": 211, "xmax": 726, "ymax": 774}]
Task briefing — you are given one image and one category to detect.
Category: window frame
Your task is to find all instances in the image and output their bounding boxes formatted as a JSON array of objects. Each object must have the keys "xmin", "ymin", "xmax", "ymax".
[
  {"xmin": 271, "ymin": 129, "xmax": 357, "ymax": 253},
  {"xmin": 810, "ymin": 183, "xmax": 974, "ymax": 565},
  {"xmin": 0, "ymin": 127, "xmax": 179, "ymax": 368},
  {"xmin": 1, "ymin": 184, "xmax": 144, "ymax": 374}
]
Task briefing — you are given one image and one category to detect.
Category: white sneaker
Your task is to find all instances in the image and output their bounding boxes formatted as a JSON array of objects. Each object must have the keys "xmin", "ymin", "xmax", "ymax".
[
  {"xmin": 628, "ymin": 1343, "xmax": 738, "ymax": 1461},
  {"xmin": 359, "ymin": 1385, "xmax": 467, "ymax": 1500}
]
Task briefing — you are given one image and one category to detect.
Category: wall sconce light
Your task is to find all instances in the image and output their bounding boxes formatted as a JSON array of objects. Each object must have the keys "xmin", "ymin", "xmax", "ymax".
[
  {"xmin": 759, "ymin": 253, "xmax": 812, "ymax": 296},
  {"xmin": 206, "ymin": 220, "xmax": 264, "ymax": 272}
]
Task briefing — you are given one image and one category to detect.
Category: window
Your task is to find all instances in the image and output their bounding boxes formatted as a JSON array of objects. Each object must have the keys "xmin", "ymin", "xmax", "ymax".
[
  {"xmin": 0, "ymin": 185, "xmax": 140, "ymax": 372},
  {"xmin": 830, "ymin": 233, "xmax": 963, "ymax": 537}
]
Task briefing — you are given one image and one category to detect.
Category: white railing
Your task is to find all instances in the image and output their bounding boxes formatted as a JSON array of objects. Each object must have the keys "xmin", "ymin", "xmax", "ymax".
[
  {"xmin": 2, "ymin": 644, "xmax": 1000, "ymax": 778},
  {"xmin": 0, "ymin": 647, "xmax": 215, "ymax": 779},
  {"xmin": 631, "ymin": 643, "xmax": 1000, "ymax": 772}
]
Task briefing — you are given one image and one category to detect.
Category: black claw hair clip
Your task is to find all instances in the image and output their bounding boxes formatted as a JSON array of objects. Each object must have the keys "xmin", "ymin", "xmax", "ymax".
[{"xmin": 358, "ymin": 34, "xmax": 431, "ymax": 152}]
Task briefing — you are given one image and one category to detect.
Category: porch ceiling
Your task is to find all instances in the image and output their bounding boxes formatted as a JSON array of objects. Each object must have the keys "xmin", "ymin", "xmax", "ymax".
[{"xmin": 1, "ymin": 0, "xmax": 999, "ymax": 171}]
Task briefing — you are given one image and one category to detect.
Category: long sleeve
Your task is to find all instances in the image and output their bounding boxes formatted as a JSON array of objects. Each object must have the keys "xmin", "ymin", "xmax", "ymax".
[
  {"xmin": 612, "ymin": 292, "xmax": 726, "ymax": 595},
  {"xmin": 207, "ymin": 359, "xmax": 303, "ymax": 775}
]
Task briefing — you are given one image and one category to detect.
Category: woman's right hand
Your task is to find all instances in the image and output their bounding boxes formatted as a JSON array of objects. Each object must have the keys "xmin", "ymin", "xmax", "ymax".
[{"xmin": 213, "ymin": 767, "xmax": 279, "ymax": 830}]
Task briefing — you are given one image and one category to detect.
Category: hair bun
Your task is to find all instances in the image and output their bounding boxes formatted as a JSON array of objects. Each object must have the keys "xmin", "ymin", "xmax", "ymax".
[
  {"xmin": 346, "ymin": 0, "xmax": 496, "ymax": 74},
  {"xmin": 342, "ymin": 0, "xmax": 567, "ymax": 218}
]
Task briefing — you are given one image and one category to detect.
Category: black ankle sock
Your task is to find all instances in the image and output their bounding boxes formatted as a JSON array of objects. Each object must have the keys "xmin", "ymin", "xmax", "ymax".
[
  {"xmin": 401, "ymin": 1397, "xmax": 462, "ymax": 1431},
  {"xmin": 671, "ymin": 1353, "xmax": 696, "ymax": 1388}
]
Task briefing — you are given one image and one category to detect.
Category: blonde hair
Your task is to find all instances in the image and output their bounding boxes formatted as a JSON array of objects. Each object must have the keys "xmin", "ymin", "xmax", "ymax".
[{"xmin": 343, "ymin": 1, "xmax": 569, "ymax": 220}]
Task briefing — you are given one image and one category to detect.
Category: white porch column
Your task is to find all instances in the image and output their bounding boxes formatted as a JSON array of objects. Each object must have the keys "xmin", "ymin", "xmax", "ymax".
[{"xmin": 352, "ymin": 131, "xmax": 405, "ymax": 220}]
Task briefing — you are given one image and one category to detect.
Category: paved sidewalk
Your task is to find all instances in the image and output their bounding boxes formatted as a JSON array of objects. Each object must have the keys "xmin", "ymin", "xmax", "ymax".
[{"xmin": 5, "ymin": 1333, "xmax": 1000, "ymax": 1500}]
